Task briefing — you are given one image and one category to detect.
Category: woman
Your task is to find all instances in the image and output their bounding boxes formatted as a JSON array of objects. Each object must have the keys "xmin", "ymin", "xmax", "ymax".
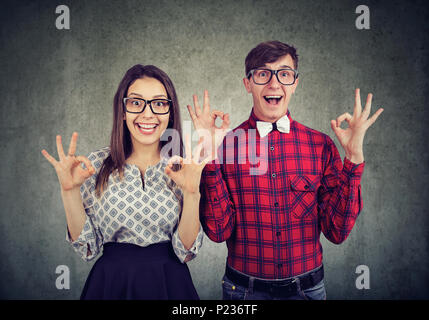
[{"xmin": 41, "ymin": 64, "xmax": 210, "ymax": 299}]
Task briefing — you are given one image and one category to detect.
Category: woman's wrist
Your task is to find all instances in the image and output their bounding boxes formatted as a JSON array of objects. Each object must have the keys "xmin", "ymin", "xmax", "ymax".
[
  {"xmin": 183, "ymin": 189, "xmax": 201, "ymax": 199},
  {"xmin": 61, "ymin": 185, "xmax": 82, "ymax": 198}
]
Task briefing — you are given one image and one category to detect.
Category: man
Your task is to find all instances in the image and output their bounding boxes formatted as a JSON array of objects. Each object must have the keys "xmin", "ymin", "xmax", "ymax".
[{"xmin": 187, "ymin": 41, "xmax": 383, "ymax": 300}]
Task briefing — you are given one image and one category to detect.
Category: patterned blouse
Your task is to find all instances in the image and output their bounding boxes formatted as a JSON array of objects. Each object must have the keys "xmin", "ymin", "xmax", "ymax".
[{"xmin": 66, "ymin": 147, "xmax": 204, "ymax": 263}]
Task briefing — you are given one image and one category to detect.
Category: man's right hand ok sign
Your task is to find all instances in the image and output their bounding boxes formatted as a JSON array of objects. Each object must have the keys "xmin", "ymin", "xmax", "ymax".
[{"xmin": 41, "ymin": 132, "xmax": 95, "ymax": 191}]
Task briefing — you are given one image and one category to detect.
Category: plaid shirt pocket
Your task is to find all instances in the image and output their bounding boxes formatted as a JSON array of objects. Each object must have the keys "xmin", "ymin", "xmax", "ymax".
[{"xmin": 288, "ymin": 175, "xmax": 320, "ymax": 219}]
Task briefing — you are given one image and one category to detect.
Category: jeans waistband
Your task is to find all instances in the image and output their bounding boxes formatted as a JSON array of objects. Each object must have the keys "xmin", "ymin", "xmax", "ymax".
[{"xmin": 225, "ymin": 264, "xmax": 324, "ymax": 297}]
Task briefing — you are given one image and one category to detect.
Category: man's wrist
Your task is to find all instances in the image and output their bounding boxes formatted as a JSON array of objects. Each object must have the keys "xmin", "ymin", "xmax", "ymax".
[{"xmin": 345, "ymin": 151, "xmax": 364, "ymax": 164}]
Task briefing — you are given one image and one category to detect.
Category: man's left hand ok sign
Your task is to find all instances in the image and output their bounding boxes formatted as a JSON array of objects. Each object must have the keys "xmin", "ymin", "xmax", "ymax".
[{"xmin": 331, "ymin": 88, "xmax": 384, "ymax": 164}]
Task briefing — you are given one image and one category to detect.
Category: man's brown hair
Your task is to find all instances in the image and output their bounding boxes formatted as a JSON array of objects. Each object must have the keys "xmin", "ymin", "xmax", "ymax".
[{"xmin": 245, "ymin": 41, "xmax": 299, "ymax": 77}]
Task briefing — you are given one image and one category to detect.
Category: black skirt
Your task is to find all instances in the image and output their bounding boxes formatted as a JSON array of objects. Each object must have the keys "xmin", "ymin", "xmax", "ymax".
[{"xmin": 80, "ymin": 241, "xmax": 199, "ymax": 300}]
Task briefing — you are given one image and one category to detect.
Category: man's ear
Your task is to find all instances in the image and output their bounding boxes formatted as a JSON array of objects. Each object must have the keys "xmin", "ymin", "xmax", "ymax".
[
  {"xmin": 292, "ymin": 77, "xmax": 299, "ymax": 94},
  {"xmin": 243, "ymin": 77, "xmax": 252, "ymax": 93}
]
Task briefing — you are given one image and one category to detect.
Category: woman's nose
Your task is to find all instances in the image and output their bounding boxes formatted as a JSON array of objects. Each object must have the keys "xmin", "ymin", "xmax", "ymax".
[{"xmin": 141, "ymin": 104, "xmax": 155, "ymax": 118}]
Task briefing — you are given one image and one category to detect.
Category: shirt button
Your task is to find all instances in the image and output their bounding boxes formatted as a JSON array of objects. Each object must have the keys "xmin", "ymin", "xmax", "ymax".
[
  {"xmin": 304, "ymin": 185, "xmax": 309, "ymax": 190},
  {"xmin": 270, "ymin": 146, "xmax": 275, "ymax": 151},
  {"xmin": 274, "ymin": 202, "xmax": 279, "ymax": 207},
  {"xmin": 276, "ymin": 231, "xmax": 281, "ymax": 236},
  {"xmin": 272, "ymin": 173, "xmax": 276, "ymax": 178}
]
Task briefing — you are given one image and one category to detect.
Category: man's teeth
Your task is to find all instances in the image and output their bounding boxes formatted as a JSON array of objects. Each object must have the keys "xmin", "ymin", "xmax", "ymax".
[
  {"xmin": 264, "ymin": 96, "xmax": 282, "ymax": 103},
  {"xmin": 137, "ymin": 124, "xmax": 157, "ymax": 129}
]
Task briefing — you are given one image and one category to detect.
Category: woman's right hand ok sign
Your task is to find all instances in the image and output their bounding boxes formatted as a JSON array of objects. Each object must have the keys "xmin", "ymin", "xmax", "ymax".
[
  {"xmin": 187, "ymin": 90, "xmax": 230, "ymax": 162},
  {"xmin": 41, "ymin": 132, "xmax": 95, "ymax": 191}
]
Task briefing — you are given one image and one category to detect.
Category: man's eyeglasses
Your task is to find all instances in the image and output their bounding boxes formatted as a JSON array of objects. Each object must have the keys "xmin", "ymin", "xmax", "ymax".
[
  {"xmin": 247, "ymin": 68, "xmax": 299, "ymax": 85},
  {"xmin": 123, "ymin": 97, "xmax": 171, "ymax": 114}
]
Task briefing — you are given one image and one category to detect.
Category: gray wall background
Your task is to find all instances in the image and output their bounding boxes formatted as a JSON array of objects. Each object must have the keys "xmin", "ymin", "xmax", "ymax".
[{"xmin": 0, "ymin": 0, "xmax": 428, "ymax": 299}]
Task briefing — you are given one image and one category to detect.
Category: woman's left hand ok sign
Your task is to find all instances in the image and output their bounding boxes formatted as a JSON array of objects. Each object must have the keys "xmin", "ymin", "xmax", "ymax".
[{"xmin": 330, "ymin": 88, "xmax": 384, "ymax": 164}]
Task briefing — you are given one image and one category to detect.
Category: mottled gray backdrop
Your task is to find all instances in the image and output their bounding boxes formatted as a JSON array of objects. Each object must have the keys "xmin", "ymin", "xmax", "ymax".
[{"xmin": 0, "ymin": 0, "xmax": 428, "ymax": 299}]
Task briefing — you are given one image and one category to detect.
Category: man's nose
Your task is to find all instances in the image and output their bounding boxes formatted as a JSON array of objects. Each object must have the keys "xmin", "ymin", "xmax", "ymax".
[{"xmin": 267, "ymin": 73, "xmax": 281, "ymax": 88}]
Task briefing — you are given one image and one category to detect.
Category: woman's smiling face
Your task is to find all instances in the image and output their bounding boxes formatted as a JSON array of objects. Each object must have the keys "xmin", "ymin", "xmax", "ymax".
[{"xmin": 124, "ymin": 77, "xmax": 170, "ymax": 150}]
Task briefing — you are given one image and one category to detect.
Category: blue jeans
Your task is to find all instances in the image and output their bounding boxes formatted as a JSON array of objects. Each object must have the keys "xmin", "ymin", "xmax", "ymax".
[{"xmin": 222, "ymin": 269, "xmax": 327, "ymax": 300}]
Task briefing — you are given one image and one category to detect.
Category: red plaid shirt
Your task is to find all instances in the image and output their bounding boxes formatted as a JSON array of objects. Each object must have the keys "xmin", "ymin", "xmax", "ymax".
[{"xmin": 200, "ymin": 109, "xmax": 365, "ymax": 279}]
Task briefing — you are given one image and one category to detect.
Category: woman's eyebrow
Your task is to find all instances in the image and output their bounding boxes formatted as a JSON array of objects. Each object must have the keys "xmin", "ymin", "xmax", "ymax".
[
  {"xmin": 128, "ymin": 92, "xmax": 143, "ymax": 97},
  {"xmin": 128, "ymin": 93, "xmax": 167, "ymax": 99}
]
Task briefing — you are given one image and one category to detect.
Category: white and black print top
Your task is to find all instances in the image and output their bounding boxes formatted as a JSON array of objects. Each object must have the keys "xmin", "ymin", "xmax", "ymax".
[{"xmin": 66, "ymin": 147, "xmax": 204, "ymax": 263}]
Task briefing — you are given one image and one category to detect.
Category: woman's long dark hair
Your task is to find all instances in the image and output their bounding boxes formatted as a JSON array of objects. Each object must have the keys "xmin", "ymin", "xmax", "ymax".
[{"xmin": 95, "ymin": 64, "xmax": 184, "ymax": 196}]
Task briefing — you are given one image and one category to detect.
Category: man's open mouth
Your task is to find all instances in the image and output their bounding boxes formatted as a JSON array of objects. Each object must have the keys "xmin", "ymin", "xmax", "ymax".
[{"xmin": 264, "ymin": 95, "xmax": 283, "ymax": 105}]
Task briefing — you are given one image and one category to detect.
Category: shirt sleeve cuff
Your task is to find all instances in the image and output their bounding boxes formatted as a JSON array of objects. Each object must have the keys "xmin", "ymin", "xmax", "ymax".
[
  {"xmin": 172, "ymin": 225, "xmax": 204, "ymax": 263},
  {"xmin": 343, "ymin": 157, "xmax": 365, "ymax": 179},
  {"xmin": 65, "ymin": 215, "xmax": 99, "ymax": 261}
]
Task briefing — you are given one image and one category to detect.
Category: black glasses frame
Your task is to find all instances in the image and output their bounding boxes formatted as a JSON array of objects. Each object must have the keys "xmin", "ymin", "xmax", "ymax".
[
  {"xmin": 123, "ymin": 97, "xmax": 172, "ymax": 114},
  {"xmin": 247, "ymin": 68, "xmax": 299, "ymax": 86}
]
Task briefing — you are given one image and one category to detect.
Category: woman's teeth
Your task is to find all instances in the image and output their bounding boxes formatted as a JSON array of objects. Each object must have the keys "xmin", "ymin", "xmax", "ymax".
[
  {"xmin": 136, "ymin": 123, "xmax": 158, "ymax": 133},
  {"xmin": 138, "ymin": 124, "xmax": 157, "ymax": 129}
]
